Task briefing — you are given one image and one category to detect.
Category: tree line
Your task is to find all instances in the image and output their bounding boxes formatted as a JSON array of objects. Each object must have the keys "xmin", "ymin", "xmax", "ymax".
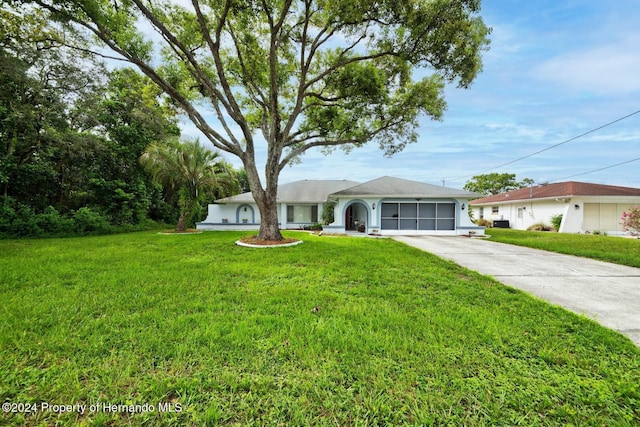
[
  {"xmin": 0, "ymin": 8, "xmax": 242, "ymax": 237},
  {"xmin": 3, "ymin": 1, "xmax": 492, "ymax": 240},
  {"xmin": 10, "ymin": 0, "xmax": 491, "ymax": 241}
]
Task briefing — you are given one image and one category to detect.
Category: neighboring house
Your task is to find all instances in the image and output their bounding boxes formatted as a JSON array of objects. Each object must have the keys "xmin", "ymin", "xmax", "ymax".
[
  {"xmin": 198, "ymin": 176, "xmax": 484, "ymax": 236},
  {"xmin": 470, "ymin": 181, "xmax": 640, "ymax": 235}
]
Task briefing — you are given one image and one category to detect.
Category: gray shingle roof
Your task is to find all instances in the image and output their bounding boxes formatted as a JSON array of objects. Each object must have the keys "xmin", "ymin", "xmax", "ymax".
[
  {"xmin": 216, "ymin": 179, "xmax": 360, "ymax": 203},
  {"xmin": 330, "ymin": 176, "xmax": 479, "ymax": 198},
  {"xmin": 216, "ymin": 176, "xmax": 476, "ymax": 204}
]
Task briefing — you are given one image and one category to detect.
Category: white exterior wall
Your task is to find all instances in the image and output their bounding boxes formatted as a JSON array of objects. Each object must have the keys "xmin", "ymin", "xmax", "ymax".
[
  {"xmin": 200, "ymin": 196, "xmax": 487, "ymax": 236},
  {"xmin": 197, "ymin": 203, "xmax": 262, "ymax": 230},
  {"xmin": 558, "ymin": 203, "xmax": 580, "ymax": 233},
  {"xmin": 472, "ymin": 196, "xmax": 640, "ymax": 235},
  {"xmin": 479, "ymin": 200, "xmax": 570, "ymax": 231},
  {"xmin": 323, "ymin": 197, "xmax": 483, "ymax": 236},
  {"xmin": 201, "ymin": 203, "xmax": 261, "ymax": 224},
  {"xmin": 198, "ymin": 202, "xmax": 325, "ymax": 230},
  {"xmin": 322, "ymin": 197, "xmax": 378, "ymax": 234}
]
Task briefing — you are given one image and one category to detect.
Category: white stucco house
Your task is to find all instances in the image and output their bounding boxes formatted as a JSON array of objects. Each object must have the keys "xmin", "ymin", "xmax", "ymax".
[
  {"xmin": 197, "ymin": 176, "xmax": 484, "ymax": 236},
  {"xmin": 470, "ymin": 181, "xmax": 640, "ymax": 235}
]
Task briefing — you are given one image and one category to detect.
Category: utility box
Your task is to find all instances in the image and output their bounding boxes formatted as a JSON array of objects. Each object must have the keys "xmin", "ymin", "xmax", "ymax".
[{"xmin": 493, "ymin": 220, "xmax": 510, "ymax": 228}]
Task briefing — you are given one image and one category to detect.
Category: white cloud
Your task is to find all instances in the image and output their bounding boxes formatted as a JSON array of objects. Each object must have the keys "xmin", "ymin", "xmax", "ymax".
[
  {"xmin": 483, "ymin": 122, "xmax": 549, "ymax": 141},
  {"xmin": 534, "ymin": 44, "xmax": 640, "ymax": 93}
]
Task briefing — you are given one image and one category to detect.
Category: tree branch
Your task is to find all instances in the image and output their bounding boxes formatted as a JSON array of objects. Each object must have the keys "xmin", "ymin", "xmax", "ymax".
[
  {"xmin": 263, "ymin": 0, "xmax": 293, "ymax": 181},
  {"xmin": 281, "ymin": 0, "xmax": 311, "ymax": 141},
  {"xmin": 279, "ymin": 114, "xmax": 407, "ymax": 170},
  {"xmin": 191, "ymin": 0, "xmax": 259, "ymax": 158},
  {"xmin": 226, "ymin": 25, "xmax": 268, "ymax": 108},
  {"xmin": 31, "ymin": 0, "xmax": 243, "ymax": 156},
  {"xmin": 130, "ymin": 0, "xmax": 223, "ymax": 102}
]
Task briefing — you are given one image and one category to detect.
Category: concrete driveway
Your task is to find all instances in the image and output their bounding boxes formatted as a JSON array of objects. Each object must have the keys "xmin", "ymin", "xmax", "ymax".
[{"xmin": 393, "ymin": 236, "xmax": 640, "ymax": 347}]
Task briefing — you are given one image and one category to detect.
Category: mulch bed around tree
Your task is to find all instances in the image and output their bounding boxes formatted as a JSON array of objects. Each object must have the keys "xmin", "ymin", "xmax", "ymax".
[{"xmin": 237, "ymin": 235, "xmax": 301, "ymax": 246}]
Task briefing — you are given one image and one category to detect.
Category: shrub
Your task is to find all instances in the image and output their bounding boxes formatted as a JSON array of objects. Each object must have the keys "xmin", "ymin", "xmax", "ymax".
[
  {"xmin": 73, "ymin": 207, "xmax": 113, "ymax": 234},
  {"xmin": 474, "ymin": 218, "xmax": 492, "ymax": 227},
  {"xmin": 322, "ymin": 201, "xmax": 336, "ymax": 225},
  {"xmin": 0, "ymin": 198, "xmax": 163, "ymax": 238},
  {"xmin": 621, "ymin": 206, "xmax": 640, "ymax": 237},
  {"xmin": 303, "ymin": 223, "xmax": 323, "ymax": 231},
  {"xmin": 0, "ymin": 199, "xmax": 19, "ymax": 236},
  {"xmin": 0, "ymin": 198, "xmax": 42, "ymax": 237},
  {"xmin": 550, "ymin": 213, "xmax": 563, "ymax": 231},
  {"xmin": 527, "ymin": 223, "xmax": 554, "ymax": 232},
  {"xmin": 36, "ymin": 206, "xmax": 75, "ymax": 235}
]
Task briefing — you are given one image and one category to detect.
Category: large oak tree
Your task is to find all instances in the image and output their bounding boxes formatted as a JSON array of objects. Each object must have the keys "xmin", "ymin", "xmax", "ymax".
[{"xmin": 22, "ymin": 0, "xmax": 490, "ymax": 240}]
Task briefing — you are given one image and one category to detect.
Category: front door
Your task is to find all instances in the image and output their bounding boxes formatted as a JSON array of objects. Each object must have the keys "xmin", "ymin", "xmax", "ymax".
[
  {"xmin": 345, "ymin": 205, "xmax": 355, "ymax": 230},
  {"xmin": 345, "ymin": 203, "xmax": 366, "ymax": 232}
]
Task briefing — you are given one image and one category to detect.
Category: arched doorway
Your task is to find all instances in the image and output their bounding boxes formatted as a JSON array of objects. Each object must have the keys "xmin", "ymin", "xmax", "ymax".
[
  {"xmin": 236, "ymin": 204, "xmax": 255, "ymax": 223},
  {"xmin": 345, "ymin": 202, "xmax": 369, "ymax": 233}
]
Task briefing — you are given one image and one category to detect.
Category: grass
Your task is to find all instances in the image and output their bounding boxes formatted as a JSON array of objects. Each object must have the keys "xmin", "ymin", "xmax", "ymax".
[
  {"xmin": 486, "ymin": 228, "xmax": 640, "ymax": 268},
  {"xmin": 1, "ymin": 231, "xmax": 639, "ymax": 426}
]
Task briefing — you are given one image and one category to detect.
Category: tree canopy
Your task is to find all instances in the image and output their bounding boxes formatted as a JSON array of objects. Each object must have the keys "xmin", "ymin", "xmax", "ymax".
[
  {"xmin": 463, "ymin": 173, "xmax": 534, "ymax": 196},
  {"xmin": 20, "ymin": 0, "xmax": 491, "ymax": 240},
  {"xmin": 0, "ymin": 5, "xmax": 244, "ymax": 237}
]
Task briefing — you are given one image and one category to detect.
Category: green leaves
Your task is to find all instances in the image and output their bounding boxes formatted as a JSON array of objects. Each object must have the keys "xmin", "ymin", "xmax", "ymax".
[
  {"xmin": 300, "ymin": 53, "xmax": 446, "ymax": 156},
  {"xmin": 21, "ymin": 0, "xmax": 489, "ymax": 153},
  {"xmin": 15, "ymin": 0, "xmax": 491, "ymax": 238},
  {"xmin": 140, "ymin": 138, "xmax": 239, "ymax": 230},
  {"xmin": 0, "ymin": 1, "xmax": 183, "ymax": 230},
  {"xmin": 464, "ymin": 173, "xmax": 535, "ymax": 196}
]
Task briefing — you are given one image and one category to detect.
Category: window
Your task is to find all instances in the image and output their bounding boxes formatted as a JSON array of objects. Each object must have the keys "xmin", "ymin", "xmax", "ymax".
[
  {"xmin": 381, "ymin": 202, "xmax": 455, "ymax": 230},
  {"xmin": 492, "ymin": 206, "xmax": 499, "ymax": 214},
  {"xmin": 381, "ymin": 203, "xmax": 398, "ymax": 229},
  {"xmin": 287, "ymin": 205, "xmax": 318, "ymax": 223},
  {"xmin": 479, "ymin": 207, "xmax": 484, "ymax": 219},
  {"xmin": 399, "ymin": 203, "xmax": 417, "ymax": 230},
  {"xmin": 436, "ymin": 204, "xmax": 455, "ymax": 230}
]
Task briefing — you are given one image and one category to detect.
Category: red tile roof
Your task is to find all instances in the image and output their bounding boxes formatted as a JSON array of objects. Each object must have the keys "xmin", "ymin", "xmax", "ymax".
[{"xmin": 471, "ymin": 181, "xmax": 640, "ymax": 205}]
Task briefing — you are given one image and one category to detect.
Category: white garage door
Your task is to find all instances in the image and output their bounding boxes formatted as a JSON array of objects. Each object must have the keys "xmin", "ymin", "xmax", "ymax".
[{"xmin": 583, "ymin": 203, "xmax": 632, "ymax": 233}]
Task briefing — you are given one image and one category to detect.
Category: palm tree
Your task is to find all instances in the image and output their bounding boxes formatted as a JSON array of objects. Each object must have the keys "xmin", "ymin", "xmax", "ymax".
[{"xmin": 140, "ymin": 138, "xmax": 239, "ymax": 231}]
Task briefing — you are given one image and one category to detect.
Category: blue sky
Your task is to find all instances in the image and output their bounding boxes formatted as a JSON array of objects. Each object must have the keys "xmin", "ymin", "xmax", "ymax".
[{"xmin": 181, "ymin": 0, "xmax": 640, "ymax": 189}]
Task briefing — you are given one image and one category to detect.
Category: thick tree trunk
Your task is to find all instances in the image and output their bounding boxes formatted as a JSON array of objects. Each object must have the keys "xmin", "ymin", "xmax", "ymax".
[
  {"xmin": 256, "ymin": 192, "xmax": 283, "ymax": 241},
  {"xmin": 242, "ymin": 147, "xmax": 284, "ymax": 241}
]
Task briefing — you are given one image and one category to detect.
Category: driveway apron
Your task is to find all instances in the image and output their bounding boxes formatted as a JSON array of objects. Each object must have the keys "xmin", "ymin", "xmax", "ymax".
[{"xmin": 393, "ymin": 236, "xmax": 640, "ymax": 347}]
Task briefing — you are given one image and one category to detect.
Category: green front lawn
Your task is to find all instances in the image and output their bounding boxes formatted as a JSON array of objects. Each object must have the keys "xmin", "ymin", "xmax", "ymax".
[
  {"xmin": 486, "ymin": 228, "xmax": 640, "ymax": 268},
  {"xmin": 1, "ymin": 231, "xmax": 638, "ymax": 426}
]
